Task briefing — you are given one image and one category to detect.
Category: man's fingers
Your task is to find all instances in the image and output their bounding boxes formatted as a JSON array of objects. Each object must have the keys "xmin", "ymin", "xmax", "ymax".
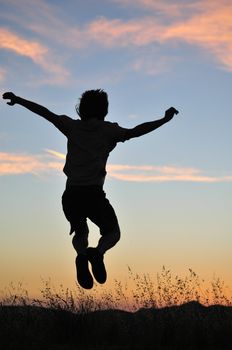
[
  {"xmin": 169, "ymin": 107, "xmax": 179, "ymax": 115},
  {"xmin": 2, "ymin": 92, "xmax": 16, "ymax": 105},
  {"xmin": 2, "ymin": 92, "xmax": 13, "ymax": 99}
]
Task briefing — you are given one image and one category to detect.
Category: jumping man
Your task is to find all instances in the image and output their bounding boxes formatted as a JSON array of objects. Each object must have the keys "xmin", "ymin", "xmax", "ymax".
[{"xmin": 2, "ymin": 90, "xmax": 178, "ymax": 289}]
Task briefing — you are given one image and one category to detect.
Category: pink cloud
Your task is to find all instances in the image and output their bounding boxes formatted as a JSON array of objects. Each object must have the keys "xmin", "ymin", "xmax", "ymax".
[
  {"xmin": 1, "ymin": 150, "xmax": 231, "ymax": 183},
  {"xmin": 0, "ymin": 152, "xmax": 62, "ymax": 176},
  {"xmin": 84, "ymin": 1, "xmax": 232, "ymax": 71},
  {"xmin": 84, "ymin": 17, "xmax": 164, "ymax": 48},
  {"xmin": 106, "ymin": 164, "xmax": 232, "ymax": 183},
  {"xmin": 162, "ymin": 2, "xmax": 232, "ymax": 71},
  {"xmin": 0, "ymin": 27, "xmax": 48, "ymax": 63},
  {"xmin": 2, "ymin": 0, "xmax": 232, "ymax": 76},
  {"xmin": 0, "ymin": 27, "xmax": 70, "ymax": 84}
]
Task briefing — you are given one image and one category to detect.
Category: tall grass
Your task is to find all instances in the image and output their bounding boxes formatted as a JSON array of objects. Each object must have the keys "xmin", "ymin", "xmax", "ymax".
[{"xmin": 1, "ymin": 266, "xmax": 231, "ymax": 313}]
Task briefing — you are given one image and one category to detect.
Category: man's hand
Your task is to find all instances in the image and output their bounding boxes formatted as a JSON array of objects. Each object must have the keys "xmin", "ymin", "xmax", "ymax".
[
  {"xmin": 2, "ymin": 92, "xmax": 18, "ymax": 106},
  {"xmin": 164, "ymin": 107, "xmax": 179, "ymax": 122}
]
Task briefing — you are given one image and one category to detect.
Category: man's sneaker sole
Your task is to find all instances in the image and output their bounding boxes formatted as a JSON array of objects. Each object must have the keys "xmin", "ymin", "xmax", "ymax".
[{"xmin": 87, "ymin": 247, "xmax": 107, "ymax": 284}]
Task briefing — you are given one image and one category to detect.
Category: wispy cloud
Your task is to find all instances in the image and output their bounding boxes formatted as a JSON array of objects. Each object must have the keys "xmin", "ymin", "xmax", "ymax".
[
  {"xmin": 107, "ymin": 164, "xmax": 232, "ymax": 183},
  {"xmin": 162, "ymin": 2, "xmax": 232, "ymax": 71},
  {"xmin": 1, "ymin": 150, "xmax": 231, "ymax": 183},
  {"xmin": 0, "ymin": 151, "xmax": 62, "ymax": 176},
  {"xmin": 84, "ymin": 17, "xmax": 164, "ymax": 48},
  {"xmin": 46, "ymin": 149, "xmax": 66, "ymax": 160},
  {"xmin": 113, "ymin": 0, "xmax": 187, "ymax": 16},
  {"xmin": 0, "ymin": 27, "xmax": 70, "ymax": 85},
  {"xmin": 0, "ymin": 68, "xmax": 7, "ymax": 82},
  {"xmin": 0, "ymin": 0, "xmax": 83, "ymax": 49},
  {"xmin": 84, "ymin": 3, "xmax": 232, "ymax": 71},
  {"xmin": 132, "ymin": 54, "xmax": 171, "ymax": 76},
  {"xmin": 0, "ymin": 27, "xmax": 47, "ymax": 61},
  {"xmin": 2, "ymin": 0, "xmax": 232, "ymax": 78},
  {"xmin": 113, "ymin": 0, "xmax": 232, "ymax": 71}
]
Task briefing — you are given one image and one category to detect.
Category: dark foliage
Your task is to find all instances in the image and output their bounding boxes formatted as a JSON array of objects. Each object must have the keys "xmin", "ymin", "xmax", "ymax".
[{"xmin": 1, "ymin": 301, "xmax": 232, "ymax": 349}]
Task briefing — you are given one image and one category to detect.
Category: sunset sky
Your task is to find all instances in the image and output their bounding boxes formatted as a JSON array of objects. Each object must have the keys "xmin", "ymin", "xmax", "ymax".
[{"xmin": 0, "ymin": 0, "xmax": 232, "ymax": 297}]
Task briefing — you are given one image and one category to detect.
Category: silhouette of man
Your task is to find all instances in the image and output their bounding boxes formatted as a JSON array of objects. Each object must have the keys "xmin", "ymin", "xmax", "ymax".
[{"xmin": 2, "ymin": 90, "xmax": 178, "ymax": 289}]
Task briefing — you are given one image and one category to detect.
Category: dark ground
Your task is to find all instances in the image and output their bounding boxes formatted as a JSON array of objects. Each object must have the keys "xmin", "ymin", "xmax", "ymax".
[{"xmin": 0, "ymin": 301, "xmax": 232, "ymax": 349}]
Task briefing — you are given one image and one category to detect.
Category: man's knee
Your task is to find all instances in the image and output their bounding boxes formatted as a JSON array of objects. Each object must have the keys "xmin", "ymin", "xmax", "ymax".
[
  {"xmin": 101, "ymin": 225, "xmax": 121, "ymax": 243},
  {"xmin": 72, "ymin": 231, "xmax": 89, "ymax": 253},
  {"xmin": 97, "ymin": 226, "xmax": 121, "ymax": 254},
  {"xmin": 114, "ymin": 227, "xmax": 121, "ymax": 243},
  {"xmin": 72, "ymin": 223, "xmax": 89, "ymax": 251}
]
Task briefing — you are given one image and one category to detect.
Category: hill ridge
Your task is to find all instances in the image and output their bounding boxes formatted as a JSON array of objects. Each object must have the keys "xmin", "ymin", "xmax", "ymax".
[{"xmin": 1, "ymin": 301, "xmax": 232, "ymax": 349}]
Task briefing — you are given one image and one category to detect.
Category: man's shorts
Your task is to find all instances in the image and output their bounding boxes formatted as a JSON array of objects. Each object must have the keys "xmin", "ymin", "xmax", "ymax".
[{"xmin": 62, "ymin": 185, "xmax": 120, "ymax": 236}]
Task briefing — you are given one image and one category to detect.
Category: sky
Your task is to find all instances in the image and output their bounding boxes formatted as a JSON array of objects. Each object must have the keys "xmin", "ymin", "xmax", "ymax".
[{"xmin": 0, "ymin": 0, "xmax": 232, "ymax": 298}]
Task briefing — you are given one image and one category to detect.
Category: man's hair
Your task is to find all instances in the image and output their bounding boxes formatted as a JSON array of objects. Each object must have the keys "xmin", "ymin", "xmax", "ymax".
[{"xmin": 76, "ymin": 89, "xmax": 108, "ymax": 120}]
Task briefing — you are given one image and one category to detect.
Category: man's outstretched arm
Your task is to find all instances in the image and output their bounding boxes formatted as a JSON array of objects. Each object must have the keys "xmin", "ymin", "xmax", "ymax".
[
  {"xmin": 2, "ymin": 92, "xmax": 59, "ymax": 123},
  {"xmin": 125, "ymin": 107, "xmax": 179, "ymax": 139}
]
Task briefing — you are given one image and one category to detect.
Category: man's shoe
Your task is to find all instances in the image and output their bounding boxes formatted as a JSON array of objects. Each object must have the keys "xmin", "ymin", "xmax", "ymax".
[
  {"xmin": 87, "ymin": 248, "xmax": 107, "ymax": 284},
  {"xmin": 75, "ymin": 254, "xmax": 93, "ymax": 289}
]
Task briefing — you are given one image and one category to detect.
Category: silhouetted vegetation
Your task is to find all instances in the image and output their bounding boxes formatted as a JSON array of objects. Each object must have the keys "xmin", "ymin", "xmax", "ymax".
[{"xmin": 1, "ymin": 267, "xmax": 232, "ymax": 349}]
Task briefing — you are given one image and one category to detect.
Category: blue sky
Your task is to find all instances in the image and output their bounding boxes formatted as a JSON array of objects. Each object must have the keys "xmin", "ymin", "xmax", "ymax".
[{"xmin": 0, "ymin": 0, "xmax": 232, "ymax": 297}]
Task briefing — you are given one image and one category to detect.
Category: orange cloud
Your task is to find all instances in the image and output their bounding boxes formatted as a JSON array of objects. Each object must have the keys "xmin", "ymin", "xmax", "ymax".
[
  {"xmin": 2, "ymin": 0, "xmax": 232, "ymax": 76},
  {"xmin": 1, "ymin": 150, "xmax": 231, "ymax": 183},
  {"xmin": 46, "ymin": 149, "xmax": 66, "ymax": 159},
  {"xmin": 163, "ymin": 2, "xmax": 232, "ymax": 71},
  {"xmin": 85, "ymin": 1, "xmax": 232, "ymax": 71},
  {"xmin": 0, "ymin": 27, "xmax": 70, "ymax": 84},
  {"xmin": 85, "ymin": 17, "xmax": 163, "ymax": 48},
  {"xmin": 0, "ymin": 152, "xmax": 62, "ymax": 176},
  {"xmin": 106, "ymin": 164, "xmax": 232, "ymax": 183},
  {"xmin": 0, "ymin": 27, "xmax": 48, "ymax": 62}
]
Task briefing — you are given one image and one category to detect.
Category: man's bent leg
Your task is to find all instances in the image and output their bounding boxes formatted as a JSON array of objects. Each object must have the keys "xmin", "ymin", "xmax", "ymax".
[
  {"xmin": 86, "ymin": 227, "xmax": 120, "ymax": 284},
  {"xmin": 72, "ymin": 221, "xmax": 89, "ymax": 255},
  {"xmin": 97, "ymin": 226, "xmax": 121, "ymax": 255},
  {"xmin": 86, "ymin": 189, "xmax": 121, "ymax": 284},
  {"xmin": 72, "ymin": 222, "xmax": 93, "ymax": 289},
  {"xmin": 62, "ymin": 188, "xmax": 93, "ymax": 289}
]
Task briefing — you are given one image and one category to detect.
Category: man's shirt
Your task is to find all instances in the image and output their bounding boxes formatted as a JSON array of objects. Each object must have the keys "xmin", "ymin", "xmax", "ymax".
[{"xmin": 53, "ymin": 116, "xmax": 129, "ymax": 186}]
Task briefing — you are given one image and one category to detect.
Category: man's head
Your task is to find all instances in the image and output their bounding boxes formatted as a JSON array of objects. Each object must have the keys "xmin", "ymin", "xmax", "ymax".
[{"xmin": 76, "ymin": 89, "xmax": 108, "ymax": 121}]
